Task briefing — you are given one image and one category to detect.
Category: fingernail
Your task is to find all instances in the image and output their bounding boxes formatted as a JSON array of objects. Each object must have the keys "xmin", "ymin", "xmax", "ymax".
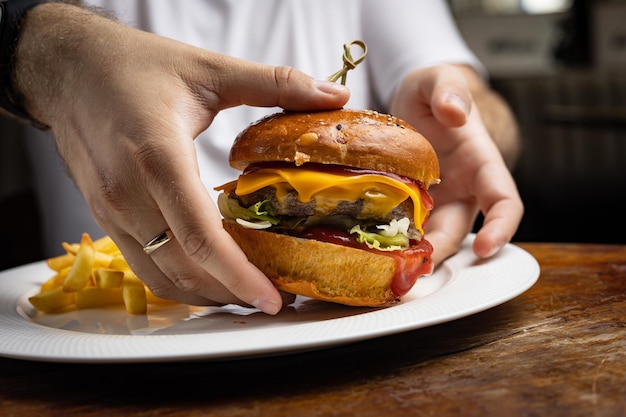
[
  {"xmin": 445, "ymin": 93, "xmax": 469, "ymax": 117},
  {"xmin": 481, "ymin": 240, "xmax": 504, "ymax": 259},
  {"xmin": 315, "ymin": 79, "xmax": 348, "ymax": 95},
  {"xmin": 253, "ymin": 299, "xmax": 280, "ymax": 315},
  {"xmin": 484, "ymin": 244, "xmax": 501, "ymax": 259}
]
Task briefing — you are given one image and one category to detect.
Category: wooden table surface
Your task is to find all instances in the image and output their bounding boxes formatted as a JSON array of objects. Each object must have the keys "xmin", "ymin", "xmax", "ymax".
[{"xmin": 1, "ymin": 242, "xmax": 625, "ymax": 417}]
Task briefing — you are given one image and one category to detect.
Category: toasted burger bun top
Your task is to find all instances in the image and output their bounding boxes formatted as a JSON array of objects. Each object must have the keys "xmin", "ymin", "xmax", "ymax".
[{"xmin": 229, "ymin": 108, "xmax": 440, "ymax": 188}]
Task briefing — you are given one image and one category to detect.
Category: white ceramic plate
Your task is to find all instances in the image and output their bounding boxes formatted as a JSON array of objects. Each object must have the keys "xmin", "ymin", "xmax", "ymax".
[{"xmin": 0, "ymin": 234, "xmax": 539, "ymax": 363}]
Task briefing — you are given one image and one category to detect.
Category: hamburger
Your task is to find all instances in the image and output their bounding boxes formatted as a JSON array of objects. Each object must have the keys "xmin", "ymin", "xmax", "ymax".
[{"xmin": 214, "ymin": 108, "xmax": 440, "ymax": 307}]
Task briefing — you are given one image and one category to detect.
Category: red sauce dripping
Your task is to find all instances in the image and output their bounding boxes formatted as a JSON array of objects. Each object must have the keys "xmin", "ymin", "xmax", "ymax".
[{"xmin": 298, "ymin": 227, "xmax": 433, "ymax": 297}]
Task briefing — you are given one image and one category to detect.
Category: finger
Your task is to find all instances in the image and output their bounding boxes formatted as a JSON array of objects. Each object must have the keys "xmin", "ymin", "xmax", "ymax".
[
  {"xmin": 152, "ymin": 169, "xmax": 284, "ymax": 315},
  {"xmin": 112, "ymin": 185, "xmax": 284, "ymax": 313},
  {"xmin": 113, "ymin": 233, "xmax": 220, "ymax": 306},
  {"xmin": 429, "ymin": 66, "xmax": 472, "ymax": 127},
  {"xmin": 472, "ymin": 165, "xmax": 524, "ymax": 259},
  {"xmin": 390, "ymin": 65, "xmax": 471, "ymax": 128},
  {"xmin": 106, "ymin": 208, "xmax": 253, "ymax": 307},
  {"xmin": 206, "ymin": 57, "xmax": 350, "ymax": 111},
  {"xmin": 144, "ymin": 232, "xmax": 252, "ymax": 306},
  {"xmin": 425, "ymin": 200, "xmax": 478, "ymax": 267},
  {"xmin": 88, "ymin": 139, "xmax": 277, "ymax": 310},
  {"xmin": 472, "ymin": 197, "xmax": 523, "ymax": 259}
]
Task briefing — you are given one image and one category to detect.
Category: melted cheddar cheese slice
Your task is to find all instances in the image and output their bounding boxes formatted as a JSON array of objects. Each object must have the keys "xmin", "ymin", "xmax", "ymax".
[{"xmin": 235, "ymin": 167, "xmax": 428, "ymax": 234}]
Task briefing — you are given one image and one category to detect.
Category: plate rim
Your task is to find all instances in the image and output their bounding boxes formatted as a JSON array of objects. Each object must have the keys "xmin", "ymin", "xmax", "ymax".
[{"xmin": 0, "ymin": 234, "xmax": 540, "ymax": 363}]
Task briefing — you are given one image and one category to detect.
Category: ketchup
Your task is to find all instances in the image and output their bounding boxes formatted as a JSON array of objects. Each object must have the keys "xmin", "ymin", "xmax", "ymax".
[{"xmin": 298, "ymin": 227, "xmax": 433, "ymax": 297}]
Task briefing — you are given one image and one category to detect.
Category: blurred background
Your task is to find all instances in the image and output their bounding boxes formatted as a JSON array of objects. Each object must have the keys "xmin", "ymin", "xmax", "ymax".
[
  {"xmin": 450, "ymin": 0, "xmax": 625, "ymax": 245},
  {"xmin": 1, "ymin": 0, "xmax": 624, "ymax": 270}
]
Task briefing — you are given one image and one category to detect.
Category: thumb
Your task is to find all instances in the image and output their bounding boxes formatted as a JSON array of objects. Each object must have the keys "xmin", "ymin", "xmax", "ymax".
[
  {"xmin": 209, "ymin": 56, "xmax": 351, "ymax": 111},
  {"xmin": 430, "ymin": 66, "xmax": 472, "ymax": 127},
  {"xmin": 431, "ymin": 88, "xmax": 471, "ymax": 128}
]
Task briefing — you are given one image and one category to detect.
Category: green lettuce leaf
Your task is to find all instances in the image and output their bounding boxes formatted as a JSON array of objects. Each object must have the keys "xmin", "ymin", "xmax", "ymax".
[
  {"xmin": 217, "ymin": 194, "xmax": 279, "ymax": 225},
  {"xmin": 349, "ymin": 220, "xmax": 410, "ymax": 251}
]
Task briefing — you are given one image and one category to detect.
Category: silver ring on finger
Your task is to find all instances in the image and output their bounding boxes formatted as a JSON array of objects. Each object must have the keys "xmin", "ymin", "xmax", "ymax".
[{"xmin": 143, "ymin": 229, "xmax": 174, "ymax": 255}]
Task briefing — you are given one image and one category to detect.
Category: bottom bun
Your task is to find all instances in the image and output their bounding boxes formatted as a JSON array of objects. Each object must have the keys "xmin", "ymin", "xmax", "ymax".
[{"xmin": 222, "ymin": 220, "xmax": 400, "ymax": 307}]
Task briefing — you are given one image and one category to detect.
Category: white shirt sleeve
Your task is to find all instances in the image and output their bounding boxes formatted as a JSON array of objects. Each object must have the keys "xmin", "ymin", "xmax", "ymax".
[
  {"xmin": 361, "ymin": 0, "xmax": 485, "ymax": 107},
  {"xmin": 29, "ymin": 0, "xmax": 486, "ymax": 256}
]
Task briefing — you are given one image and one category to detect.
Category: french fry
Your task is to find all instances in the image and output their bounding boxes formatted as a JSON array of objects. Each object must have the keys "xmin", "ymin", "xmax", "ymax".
[
  {"xmin": 64, "ymin": 236, "xmax": 119, "ymax": 256},
  {"xmin": 40, "ymin": 266, "xmax": 71, "ymax": 293},
  {"xmin": 29, "ymin": 232, "xmax": 181, "ymax": 315},
  {"xmin": 93, "ymin": 268, "xmax": 124, "ymax": 289},
  {"xmin": 62, "ymin": 233, "xmax": 95, "ymax": 292},
  {"xmin": 28, "ymin": 286, "xmax": 75, "ymax": 313},
  {"xmin": 62, "ymin": 242, "xmax": 80, "ymax": 255},
  {"xmin": 93, "ymin": 251, "xmax": 115, "ymax": 269},
  {"xmin": 75, "ymin": 287, "xmax": 124, "ymax": 309},
  {"xmin": 122, "ymin": 273, "xmax": 147, "ymax": 315},
  {"xmin": 46, "ymin": 252, "xmax": 76, "ymax": 272},
  {"xmin": 93, "ymin": 235, "xmax": 119, "ymax": 254},
  {"xmin": 109, "ymin": 255, "xmax": 130, "ymax": 271}
]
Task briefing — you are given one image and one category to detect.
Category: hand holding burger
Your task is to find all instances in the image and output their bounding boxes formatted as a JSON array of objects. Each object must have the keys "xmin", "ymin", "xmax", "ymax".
[{"xmin": 215, "ymin": 108, "xmax": 440, "ymax": 307}]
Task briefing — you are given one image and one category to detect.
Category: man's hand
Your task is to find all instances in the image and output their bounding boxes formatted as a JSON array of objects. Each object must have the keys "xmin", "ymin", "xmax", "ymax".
[
  {"xmin": 390, "ymin": 64, "xmax": 523, "ymax": 266},
  {"xmin": 15, "ymin": 3, "xmax": 349, "ymax": 314}
]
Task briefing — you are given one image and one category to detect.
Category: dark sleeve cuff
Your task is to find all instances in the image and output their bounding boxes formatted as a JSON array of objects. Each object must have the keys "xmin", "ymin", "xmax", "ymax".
[{"xmin": 0, "ymin": 0, "xmax": 51, "ymax": 127}]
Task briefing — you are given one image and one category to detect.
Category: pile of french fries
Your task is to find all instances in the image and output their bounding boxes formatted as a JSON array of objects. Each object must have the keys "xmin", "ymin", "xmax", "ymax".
[{"xmin": 28, "ymin": 233, "xmax": 176, "ymax": 315}]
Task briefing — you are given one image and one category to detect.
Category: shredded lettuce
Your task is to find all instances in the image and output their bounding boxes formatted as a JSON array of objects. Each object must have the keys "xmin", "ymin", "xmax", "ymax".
[
  {"xmin": 217, "ymin": 194, "xmax": 279, "ymax": 227},
  {"xmin": 349, "ymin": 218, "xmax": 411, "ymax": 251},
  {"xmin": 218, "ymin": 194, "xmax": 414, "ymax": 249}
]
